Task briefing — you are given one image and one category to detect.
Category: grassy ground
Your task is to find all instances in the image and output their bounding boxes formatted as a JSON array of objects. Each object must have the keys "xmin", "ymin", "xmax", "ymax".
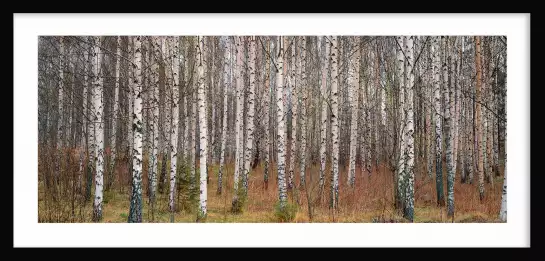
[{"xmin": 38, "ymin": 153, "xmax": 504, "ymax": 223}]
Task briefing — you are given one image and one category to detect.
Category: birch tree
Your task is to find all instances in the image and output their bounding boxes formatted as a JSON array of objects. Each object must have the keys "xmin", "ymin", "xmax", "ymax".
[
  {"xmin": 403, "ymin": 36, "xmax": 415, "ymax": 222},
  {"xmin": 232, "ymin": 36, "xmax": 244, "ymax": 210},
  {"xmin": 57, "ymin": 36, "xmax": 64, "ymax": 150},
  {"xmin": 475, "ymin": 36, "xmax": 485, "ymax": 201},
  {"xmin": 276, "ymin": 36, "xmax": 288, "ymax": 210},
  {"xmin": 149, "ymin": 36, "xmax": 160, "ymax": 219},
  {"xmin": 347, "ymin": 37, "xmax": 360, "ymax": 188},
  {"xmin": 330, "ymin": 36, "xmax": 339, "ymax": 210},
  {"xmin": 299, "ymin": 36, "xmax": 308, "ymax": 188},
  {"xmin": 218, "ymin": 36, "xmax": 230, "ymax": 195},
  {"xmin": 243, "ymin": 36, "xmax": 257, "ymax": 196},
  {"xmin": 319, "ymin": 36, "xmax": 329, "ymax": 194},
  {"xmin": 169, "ymin": 36, "xmax": 180, "ymax": 216},
  {"xmin": 446, "ymin": 37, "xmax": 456, "ymax": 219},
  {"xmin": 127, "ymin": 37, "xmax": 134, "ymax": 177},
  {"xmin": 263, "ymin": 37, "xmax": 271, "ymax": 189},
  {"xmin": 78, "ymin": 45, "xmax": 90, "ymax": 197},
  {"xmin": 197, "ymin": 36, "xmax": 208, "ymax": 220},
  {"xmin": 288, "ymin": 37, "xmax": 298, "ymax": 190},
  {"xmin": 128, "ymin": 36, "xmax": 143, "ymax": 223},
  {"xmin": 395, "ymin": 36, "xmax": 406, "ymax": 210},
  {"xmin": 110, "ymin": 36, "xmax": 121, "ymax": 187},
  {"xmin": 189, "ymin": 37, "xmax": 197, "ymax": 194},
  {"xmin": 92, "ymin": 36, "xmax": 104, "ymax": 222},
  {"xmin": 433, "ymin": 36, "xmax": 445, "ymax": 206},
  {"xmin": 499, "ymin": 166, "xmax": 507, "ymax": 221}
]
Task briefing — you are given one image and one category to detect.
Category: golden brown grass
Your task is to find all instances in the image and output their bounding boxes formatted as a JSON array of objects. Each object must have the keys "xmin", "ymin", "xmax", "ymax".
[{"xmin": 38, "ymin": 151, "xmax": 504, "ymax": 223}]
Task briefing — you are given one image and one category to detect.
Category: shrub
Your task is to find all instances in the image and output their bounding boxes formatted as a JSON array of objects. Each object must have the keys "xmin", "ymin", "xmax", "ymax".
[
  {"xmin": 274, "ymin": 201, "xmax": 297, "ymax": 222},
  {"xmin": 230, "ymin": 179, "xmax": 247, "ymax": 214}
]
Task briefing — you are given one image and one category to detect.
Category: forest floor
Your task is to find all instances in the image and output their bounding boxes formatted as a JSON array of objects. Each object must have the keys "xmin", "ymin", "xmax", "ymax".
[{"xmin": 38, "ymin": 154, "xmax": 505, "ymax": 223}]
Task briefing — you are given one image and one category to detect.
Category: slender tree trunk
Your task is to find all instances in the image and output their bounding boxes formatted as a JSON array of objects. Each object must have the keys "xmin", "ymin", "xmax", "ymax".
[
  {"xmin": 232, "ymin": 36, "xmax": 244, "ymax": 209},
  {"xmin": 128, "ymin": 37, "xmax": 134, "ymax": 183},
  {"xmin": 330, "ymin": 36, "xmax": 339, "ymax": 210},
  {"xmin": 299, "ymin": 36, "xmax": 308, "ymax": 189},
  {"xmin": 109, "ymin": 36, "xmax": 121, "ymax": 190},
  {"xmin": 78, "ymin": 48, "xmax": 89, "ymax": 198},
  {"xmin": 92, "ymin": 36, "xmax": 104, "ymax": 222},
  {"xmin": 182, "ymin": 37, "xmax": 190, "ymax": 163},
  {"xmin": 396, "ymin": 36, "xmax": 406, "ymax": 212},
  {"xmin": 288, "ymin": 37, "xmax": 298, "ymax": 190},
  {"xmin": 55, "ymin": 36, "xmax": 65, "ymax": 196},
  {"xmin": 218, "ymin": 36, "xmax": 230, "ymax": 195},
  {"xmin": 190, "ymin": 70, "xmax": 197, "ymax": 196},
  {"xmin": 433, "ymin": 36, "xmax": 445, "ymax": 206},
  {"xmin": 149, "ymin": 36, "xmax": 160, "ymax": 220},
  {"xmin": 453, "ymin": 38, "xmax": 462, "ymax": 175},
  {"xmin": 86, "ymin": 41, "xmax": 96, "ymax": 203},
  {"xmin": 348, "ymin": 37, "xmax": 360, "ymax": 188},
  {"xmin": 475, "ymin": 36, "xmax": 485, "ymax": 201},
  {"xmin": 276, "ymin": 36, "xmax": 288, "ymax": 209},
  {"xmin": 319, "ymin": 36, "xmax": 329, "ymax": 195},
  {"xmin": 128, "ymin": 36, "xmax": 143, "ymax": 223},
  {"xmin": 426, "ymin": 48, "xmax": 433, "ymax": 180},
  {"xmin": 499, "ymin": 153, "xmax": 507, "ymax": 221},
  {"xmin": 466, "ymin": 74, "xmax": 474, "ymax": 184},
  {"xmin": 169, "ymin": 37, "xmax": 180, "ymax": 218},
  {"xmin": 263, "ymin": 37, "xmax": 271, "ymax": 189},
  {"xmin": 445, "ymin": 37, "xmax": 456, "ymax": 219},
  {"xmin": 197, "ymin": 36, "xmax": 208, "ymax": 220},
  {"xmin": 243, "ymin": 36, "xmax": 257, "ymax": 197},
  {"xmin": 487, "ymin": 95, "xmax": 494, "ymax": 185},
  {"xmin": 57, "ymin": 36, "xmax": 64, "ymax": 150},
  {"xmin": 403, "ymin": 36, "xmax": 415, "ymax": 222},
  {"xmin": 163, "ymin": 37, "xmax": 173, "ymax": 191}
]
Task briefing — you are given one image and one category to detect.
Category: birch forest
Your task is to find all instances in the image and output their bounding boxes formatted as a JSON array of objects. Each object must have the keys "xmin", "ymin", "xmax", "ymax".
[{"xmin": 38, "ymin": 35, "xmax": 507, "ymax": 223}]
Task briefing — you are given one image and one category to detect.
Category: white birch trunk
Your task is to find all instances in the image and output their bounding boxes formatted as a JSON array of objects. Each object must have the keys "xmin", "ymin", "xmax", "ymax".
[
  {"xmin": 396, "ymin": 36, "xmax": 406, "ymax": 209},
  {"xmin": 243, "ymin": 36, "xmax": 257, "ymax": 195},
  {"xmin": 276, "ymin": 36, "xmax": 288, "ymax": 209},
  {"xmin": 163, "ymin": 37, "xmax": 172, "ymax": 162},
  {"xmin": 190, "ymin": 47, "xmax": 197, "ymax": 193},
  {"xmin": 264, "ymin": 37, "xmax": 271, "ymax": 188},
  {"xmin": 128, "ymin": 36, "xmax": 143, "ymax": 223},
  {"xmin": 330, "ymin": 36, "xmax": 340, "ymax": 210},
  {"xmin": 92, "ymin": 36, "xmax": 104, "ymax": 222},
  {"xmin": 110, "ymin": 36, "xmax": 121, "ymax": 180},
  {"xmin": 233, "ymin": 36, "xmax": 244, "ymax": 205},
  {"xmin": 149, "ymin": 36, "xmax": 160, "ymax": 213},
  {"xmin": 433, "ymin": 36, "xmax": 445, "ymax": 206},
  {"xmin": 218, "ymin": 36, "xmax": 230, "ymax": 194},
  {"xmin": 88, "ymin": 44, "xmax": 96, "ymax": 193},
  {"xmin": 403, "ymin": 36, "xmax": 415, "ymax": 221},
  {"xmin": 57, "ymin": 36, "xmax": 64, "ymax": 149},
  {"xmin": 347, "ymin": 37, "xmax": 360, "ymax": 188},
  {"xmin": 381, "ymin": 50, "xmax": 387, "ymax": 127},
  {"xmin": 319, "ymin": 36, "xmax": 329, "ymax": 193},
  {"xmin": 426, "ymin": 41, "xmax": 434, "ymax": 180},
  {"xmin": 299, "ymin": 36, "xmax": 308, "ymax": 187},
  {"xmin": 453, "ymin": 38, "xmax": 462, "ymax": 174},
  {"xmin": 197, "ymin": 36, "xmax": 208, "ymax": 219},
  {"xmin": 288, "ymin": 37, "xmax": 298, "ymax": 190},
  {"xmin": 444, "ymin": 36, "xmax": 456, "ymax": 218},
  {"xmin": 79, "ymin": 47, "xmax": 89, "ymax": 190},
  {"xmin": 499, "ymin": 165, "xmax": 507, "ymax": 221},
  {"xmin": 69, "ymin": 47, "xmax": 75, "ymax": 147},
  {"xmin": 169, "ymin": 37, "xmax": 180, "ymax": 214},
  {"xmin": 475, "ymin": 36, "xmax": 485, "ymax": 201}
]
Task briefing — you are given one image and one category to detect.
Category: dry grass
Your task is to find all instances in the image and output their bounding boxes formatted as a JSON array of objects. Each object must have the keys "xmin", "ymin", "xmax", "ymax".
[{"xmin": 38, "ymin": 150, "xmax": 504, "ymax": 223}]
